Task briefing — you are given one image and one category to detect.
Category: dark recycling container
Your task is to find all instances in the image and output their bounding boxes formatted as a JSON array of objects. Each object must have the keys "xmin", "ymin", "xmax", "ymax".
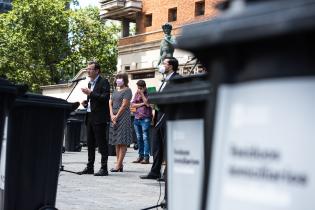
[
  {"xmin": 0, "ymin": 93, "xmax": 73, "ymax": 210},
  {"xmin": 68, "ymin": 109, "xmax": 87, "ymax": 146},
  {"xmin": 67, "ymin": 110, "xmax": 115, "ymax": 156},
  {"xmin": 177, "ymin": 0, "xmax": 315, "ymax": 210},
  {"xmin": 149, "ymin": 74, "xmax": 211, "ymax": 210},
  {"xmin": 65, "ymin": 119, "xmax": 82, "ymax": 152}
]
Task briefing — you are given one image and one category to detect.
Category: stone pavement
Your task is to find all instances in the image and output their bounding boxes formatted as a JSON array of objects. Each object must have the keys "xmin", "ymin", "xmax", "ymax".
[{"xmin": 56, "ymin": 147, "xmax": 165, "ymax": 210}]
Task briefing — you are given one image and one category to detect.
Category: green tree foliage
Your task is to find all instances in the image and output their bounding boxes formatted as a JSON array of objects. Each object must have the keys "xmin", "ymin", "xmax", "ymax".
[
  {"xmin": 58, "ymin": 7, "xmax": 119, "ymax": 81},
  {"xmin": 0, "ymin": 1, "xmax": 119, "ymax": 92},
  {"xmin": 0, "ymin": 0, "xmax": 71, "ymax": 91}
]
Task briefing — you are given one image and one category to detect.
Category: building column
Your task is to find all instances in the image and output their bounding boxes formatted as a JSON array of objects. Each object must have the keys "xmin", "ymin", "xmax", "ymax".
[{"xmin": 122, "ymin": 18, "xmax": 130, "ymax": 37}]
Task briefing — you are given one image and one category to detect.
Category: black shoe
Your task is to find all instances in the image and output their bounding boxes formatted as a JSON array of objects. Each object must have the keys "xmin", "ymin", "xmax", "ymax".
[
  {"xmin": 140, "ymin": 158, "xmax": 150, "ymax": 164},
  {"xmin": 132, "ymin": 157, "xmax": 143, "ymax": 163},
  {"xmin": 77, "ymin": 167, "xmax": 94, "ymax": 175},
  {"xmin": 110, "ymin": 165, "xmax": 123, "ymax": 172},
  {"xmin": 94, "ymin": 169, "xmax": 108, "ymax": 176},
  {"xmin": 139, "ymin": 174, "xmax": 160, "ymax": 180}
]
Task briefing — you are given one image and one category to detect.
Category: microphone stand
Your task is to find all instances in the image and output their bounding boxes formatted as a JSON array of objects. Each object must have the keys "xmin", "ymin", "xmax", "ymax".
[
  {"xmin": 66, "ymin": 80, "xmax": 81, "ymax": 101},
  {"xmin": 141, "ymin": 201, "xmax": 166, "ymax": 210},
  {"xmin": 141, "ymin": 179, "xmax": 167, "ymax": 210},
  {"xmin": 60, "ymin": 80, "xmax": 84, "ymax": 175},
  {"xmin": 188, "ymin": 58, "xmax": 200, "ymax": 75}
]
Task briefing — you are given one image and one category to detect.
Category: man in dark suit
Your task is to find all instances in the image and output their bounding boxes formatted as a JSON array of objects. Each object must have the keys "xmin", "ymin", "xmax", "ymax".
[
  {"xmin": 140, "ymin": 57, "xmax": 180, "ymax": 180},
  {"xmin": 78, "ymin": 61, "xmax": 110, "ymax": 176}
]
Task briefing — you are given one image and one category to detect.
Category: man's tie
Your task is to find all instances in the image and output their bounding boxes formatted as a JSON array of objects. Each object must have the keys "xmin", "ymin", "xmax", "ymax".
[
  {"xmin": 158, "ymin": 79, "xmax": 165, "ymax": 92},
  {"xmin": 87, "ymin": 82, "xmax": 92, "ymax": 101}
]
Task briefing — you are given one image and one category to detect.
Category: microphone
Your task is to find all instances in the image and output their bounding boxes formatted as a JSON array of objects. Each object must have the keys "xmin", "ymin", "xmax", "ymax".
[{"xmin": 71, "ymin": 77, "xmax": 86, "ymax": 83}]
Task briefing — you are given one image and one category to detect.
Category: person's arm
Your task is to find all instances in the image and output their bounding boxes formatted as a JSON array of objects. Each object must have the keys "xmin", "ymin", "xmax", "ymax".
[
  {"xmin": 109, "ymin": 98, "xmax": 115, "ymax": 124},
  {"xmin": 114, "ymin": 99, "xmax": 130, "ymax": 120},
  {"xmin": 139, "ymin": 91, "xmax": 149, "ymax": 106},
  {"xmin": 112, "ymin": 89, "xmax": 132, "ymax": 123},
  {"xmin": 131, "ymin": 102, "xmax": 146, "ymax": 108},
  {"xmin": 130, "ymin": 93, "xmax": 141, "ymax": 108},
  {"xmin": 131, "ymin": 90, "xmax": 147, "ymax": 108},
  {"xmin": 89, "ymin": 79, "xmax": 110, "ymax": 103}
]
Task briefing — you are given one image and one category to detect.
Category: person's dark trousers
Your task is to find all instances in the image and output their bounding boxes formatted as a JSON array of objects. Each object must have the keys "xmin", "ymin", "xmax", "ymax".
[
  {"xmin": 86, "ymin": 113, "xmax": 108, "ymax": 170},
  {"xmin": 149, "ymin": 112, "xmax": 166, "ymax": 177}
]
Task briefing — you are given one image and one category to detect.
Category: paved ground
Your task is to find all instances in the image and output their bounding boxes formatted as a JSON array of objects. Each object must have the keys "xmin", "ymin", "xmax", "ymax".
[{"xmin": 56, "ymin": 147, "xmax": 165, "ymax": 210}]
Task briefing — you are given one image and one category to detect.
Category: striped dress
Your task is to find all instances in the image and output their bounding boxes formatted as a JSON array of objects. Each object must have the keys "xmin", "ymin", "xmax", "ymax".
[{"xmin": 109, "ymin": 88, "xmax": 133, "ymax": 145}]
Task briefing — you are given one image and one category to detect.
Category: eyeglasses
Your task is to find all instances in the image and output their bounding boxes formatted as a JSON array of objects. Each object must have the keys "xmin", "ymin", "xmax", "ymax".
[{"xmin": 87, "ymin": 68, "xmax": 96, "ymax": 71}]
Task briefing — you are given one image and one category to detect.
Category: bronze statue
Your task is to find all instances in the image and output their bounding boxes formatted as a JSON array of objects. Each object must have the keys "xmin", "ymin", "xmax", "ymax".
[{"xmin": 157, "ymin": 23, "xmax": 176, "ymax": 66}]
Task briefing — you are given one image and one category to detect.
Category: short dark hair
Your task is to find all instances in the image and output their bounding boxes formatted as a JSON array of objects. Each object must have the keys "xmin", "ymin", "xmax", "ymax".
[
  {"xmin": 136, "ymin": 80, "xmax": 146, "ymax": 87},
  {"xmin": 88, "ymin": 61, "xmax": 101, "ymax": 73},
  {"xmin": 164, "ymin": 57, "xmax": 178, "ymax": 72},
  {"xmin": 116, "ymin": 73, "xmax": 129, "ymax": 87}
]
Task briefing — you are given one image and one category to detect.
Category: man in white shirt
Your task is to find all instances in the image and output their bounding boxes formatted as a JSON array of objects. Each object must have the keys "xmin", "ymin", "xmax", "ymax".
[{"xmin": 78, "ymin": 61, "xmax": 111, "ymax": 176}]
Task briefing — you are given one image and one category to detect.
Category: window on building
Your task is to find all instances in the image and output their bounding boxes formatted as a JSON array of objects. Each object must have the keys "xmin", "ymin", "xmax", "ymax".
[
  {"xmin": 144, "ymin": 14, "xmax": 152, "ymax": 27},
  {"xmin": 168, "ymin": 7, "xmax": 177, "ymax": 22},
  {"xmin": 132, "ymin": 72, "xmax": 155, "ymax": 80},
  {"xmin": 124, "ymin": 65, "xmax": 130, "ymax": 71},
  {"xmin": 195, "ymin": 1, "xmax": 205, "ymax": 16}
]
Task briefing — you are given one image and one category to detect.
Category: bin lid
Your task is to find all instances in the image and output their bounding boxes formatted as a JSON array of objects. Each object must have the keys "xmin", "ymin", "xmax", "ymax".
[
  {"xmin": 0, "ymin": 78, "xmax": 27, "ymax": 97},
  {"xmin": 177, "ymin": 0, "xmax": 315, "ymax": 51},
  {"xmin": 67, "ymin": 119, "xmax": 83, "ymax": 123},
  {"xmin": 74, "ymin": 109, "xmax": 87, "ymax": 114},
  {"xmin": 0, "ymin": 78, "xmax": 17, "ymax": 95},
  {"xmin": 149, "ymin": 74, "xmax": 211, "ymax": 105},
  {"xmin": 14, "ymin": 93, "xmax": 75, "ymax": 110},
  {"xmin": 147, "ymin": 87, "xmax": 157, "ymax": 94},
  {"xmin": 69, "ymin": 109, "xmax": 86, "ymax": 117}
]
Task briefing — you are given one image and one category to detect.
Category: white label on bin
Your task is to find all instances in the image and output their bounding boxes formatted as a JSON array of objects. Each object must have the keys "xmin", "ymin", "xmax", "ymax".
[
  {"xmin": 207, "ymin": 77, "xmax": 315, "ymax": 210},
  {"xmin": 167, "ymin": 119, "xmax": 204, "ymax": 210},
  {"xmin": 0, "ymin": 116, "xmax": 8, "ymax": 190}
]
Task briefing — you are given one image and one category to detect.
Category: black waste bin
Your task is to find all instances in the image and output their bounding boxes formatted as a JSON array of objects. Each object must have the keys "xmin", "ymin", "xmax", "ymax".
[
  {"xmin": 0, "ymin": 93, "xmax": 73, "ymax": 210},
  {"xmin": 65, "ymin": 119, "xmax": 82, "ymax": 152},
  {"xmin": 68, "ymin": 110, "xmax": 115, "ymax": 156},
  {"xmin": 177, "ymin": 1, "xmax": 315, "ymax": 210},
  {"xmin": 149, "ymin": 74, "xmax": 211, "ymax": 210},
  {"xmin": 69, "ymin": 109, "xmax": 87, "ymax": 146}
]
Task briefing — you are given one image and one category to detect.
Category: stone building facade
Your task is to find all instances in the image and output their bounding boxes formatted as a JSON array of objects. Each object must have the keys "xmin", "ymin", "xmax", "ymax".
[{"xmin": 100, "ymin": 0, "xmax": 222, "ymax": 91}]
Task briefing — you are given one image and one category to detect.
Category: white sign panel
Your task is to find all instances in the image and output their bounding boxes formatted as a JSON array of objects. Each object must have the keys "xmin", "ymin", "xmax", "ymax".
[
  {"xmin": 167, "ymin": 119, "xmax": 204, "ymax": 210},
  {"xmin": 207, "ymin": 77, "xmax": 315, "ymax": 210}
]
